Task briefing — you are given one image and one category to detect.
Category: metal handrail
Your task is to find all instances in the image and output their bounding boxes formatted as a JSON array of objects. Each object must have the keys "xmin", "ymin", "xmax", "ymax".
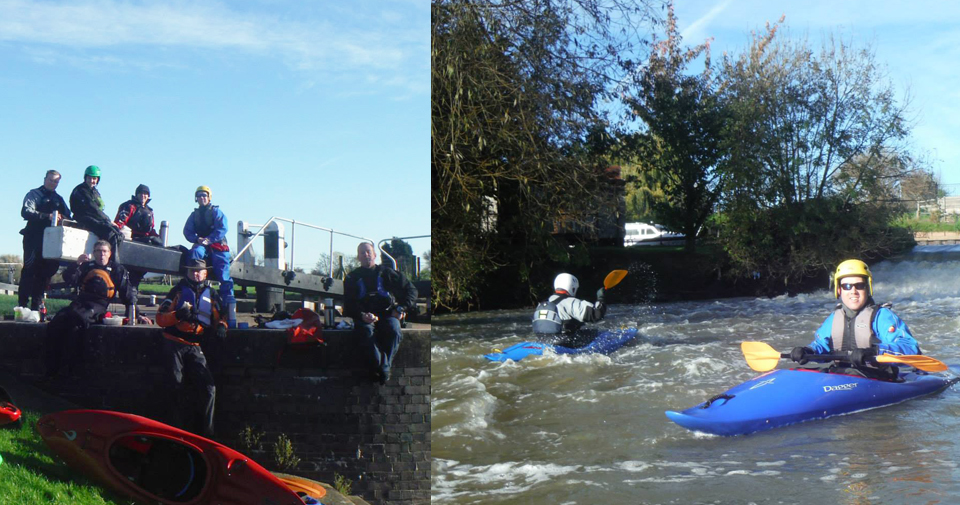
[
  {"xmin": 378, "ymin": 235, "xmax": 430, "ymax": 271},
  {"xmin": 232, "ymin": 216, "xmax": 374, "ymax": 275}
]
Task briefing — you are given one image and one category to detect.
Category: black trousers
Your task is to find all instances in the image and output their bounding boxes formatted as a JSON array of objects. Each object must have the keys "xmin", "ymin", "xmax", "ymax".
[
  {"xmin": 44, "ymin": 303, "xmax": 100, "ymax": 377},
  {"xmin": 19, "ymin": 232, "xmax": 59, "ymax": 309},
  {"xmin": 163, "ymin": 338, "xmax": 216, "ymax": 438}
]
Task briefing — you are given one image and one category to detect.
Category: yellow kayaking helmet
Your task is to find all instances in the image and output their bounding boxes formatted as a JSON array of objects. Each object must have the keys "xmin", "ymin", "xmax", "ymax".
[
  {"xmin": 833, "ymin": 259, "xmax": 872, "ymax": 298},
  {"xmin": 195, "ymin": 185, "xmax": 212, "ymax": 200}
]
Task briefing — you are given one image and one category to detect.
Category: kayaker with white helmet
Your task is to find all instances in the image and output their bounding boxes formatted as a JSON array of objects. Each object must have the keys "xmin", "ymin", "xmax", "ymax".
[
  {"xmin": 790, "ymin": 259, "xmax": 919, "ymax": 378},
  {"xmin": 532, "ymin": 273, "xmax": 606, "ymax": 348}
]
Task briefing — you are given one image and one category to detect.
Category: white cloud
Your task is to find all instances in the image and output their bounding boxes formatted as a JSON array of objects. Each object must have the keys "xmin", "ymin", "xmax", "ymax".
[
  {"xmin": 0, "ymin": 0, "xmax": 426, "ymax": 93},
  {"xmin": 681, "ymin": 0, "xmax": 733, "ymax": 42}
]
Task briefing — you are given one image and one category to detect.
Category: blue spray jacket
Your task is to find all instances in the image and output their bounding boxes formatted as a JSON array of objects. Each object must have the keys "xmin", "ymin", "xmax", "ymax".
[
  {"xmin": 183, "ymin": 204, "xmax": 228, "ymax": 245},
  {"xmin": 809, "ymin": 305, "xmax": 920, "ymax": 356}
]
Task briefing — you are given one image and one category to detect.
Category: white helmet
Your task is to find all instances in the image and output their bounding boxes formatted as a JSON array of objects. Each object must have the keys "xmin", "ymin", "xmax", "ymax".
[{"xmin": 554, "ymin": 273, "xmax": 579, "ymax": 297}]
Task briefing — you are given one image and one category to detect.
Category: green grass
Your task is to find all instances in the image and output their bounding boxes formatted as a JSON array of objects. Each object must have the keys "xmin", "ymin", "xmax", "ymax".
[
  {"xmin": 0, "ymin": 295, "xmax": 71, "ymax": 318},
  {"xmin": 0, "ymin": 411, "xmax": 134, "ymax": 504}
]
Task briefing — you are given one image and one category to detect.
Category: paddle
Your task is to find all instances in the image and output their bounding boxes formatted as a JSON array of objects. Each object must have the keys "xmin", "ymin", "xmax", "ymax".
[
  {"xmin": 740, "ymin": 341, "xmax": 948, "ymax": 373},
  {"xmin": 603, "ymin": 270, "xmax": 629, "ymax": 290}
]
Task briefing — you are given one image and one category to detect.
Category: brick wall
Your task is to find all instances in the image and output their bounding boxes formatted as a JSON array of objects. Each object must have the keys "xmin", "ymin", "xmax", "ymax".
[{"xmin": 0, "ymin": 322, "xmax": 430, "ymax": 505}]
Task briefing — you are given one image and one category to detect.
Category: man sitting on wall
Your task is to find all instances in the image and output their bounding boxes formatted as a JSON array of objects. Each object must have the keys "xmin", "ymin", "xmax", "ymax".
[
  {"xmin": 70, "ymin": 165, "xmax": 124, "ymax": 262},
  {"xmin": 344, "ymin": 242, "xmax": 418, "ymax": 384},
  {"xmin": 43, "ymin": 240, "xmax": 137, "ymax": 378},
  {"xmin": 114, "ymin": 184, "xmax": 162, "ymax": 288}
]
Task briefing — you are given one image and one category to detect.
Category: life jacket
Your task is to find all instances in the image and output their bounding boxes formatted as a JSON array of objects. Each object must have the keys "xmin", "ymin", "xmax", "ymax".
[
  {"xmin": 192, "ymin": 205, "xmax": 229, "ymax": 250},
  {"xmin": 117, "ymin": 200, "xmax": 156, "ymax": 237},
  {"xmin": 356, "ymin": 272, "xmax": 395, "ymax": 315},
  {"xmin": 175, "ymin": 282, "xmax": 215, "ymax": 328},
  {"xmin": 532, "ymin": 294, "xmax": 581, "ymax": 335},
  {"xmin": 830, "ymin": 302, "xmax": 890, "ymax": 351},
  {"xmin": 80, "ymin": 267, "xmax": 116, "ymax": 300}
]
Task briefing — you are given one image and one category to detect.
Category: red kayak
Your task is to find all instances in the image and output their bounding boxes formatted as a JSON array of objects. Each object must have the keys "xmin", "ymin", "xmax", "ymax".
[
  {"xmin": 37, "ymin": 410, "xmax": 306, "ymax": 504},
  {"xmin": 0, "ymin": 386, "xmax": 22, "ymax": 429}
]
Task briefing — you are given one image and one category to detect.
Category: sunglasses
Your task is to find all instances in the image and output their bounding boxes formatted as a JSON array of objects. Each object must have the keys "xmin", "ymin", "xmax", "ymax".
[{"xmin": 840, "ymin": 282, "xmax": 867, "ymax": 291}]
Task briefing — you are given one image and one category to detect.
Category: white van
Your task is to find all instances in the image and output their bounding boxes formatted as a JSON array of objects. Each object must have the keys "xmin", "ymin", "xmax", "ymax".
[{"xmin": 623, "ymin": 222, "xmax": 683, "ymax": 246}]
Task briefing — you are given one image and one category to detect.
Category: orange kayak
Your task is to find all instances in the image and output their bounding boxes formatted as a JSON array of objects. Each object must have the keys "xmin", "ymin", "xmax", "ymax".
[{"xmin": 37, "ymin": 409, "xmax": 307, "ymax": 504}]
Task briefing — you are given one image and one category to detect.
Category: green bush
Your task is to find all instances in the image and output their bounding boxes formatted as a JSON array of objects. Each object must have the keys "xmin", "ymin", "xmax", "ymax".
[
  {"xmin": 333, "ymin": 473, "xmax": 353, "ymax": 496},
  {"xmin": 272, "ymin": 433, "xmax": 301, "ymax": 472}
]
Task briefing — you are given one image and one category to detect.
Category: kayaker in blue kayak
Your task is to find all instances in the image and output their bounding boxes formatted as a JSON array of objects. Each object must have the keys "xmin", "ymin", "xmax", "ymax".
[
  {"xmin": 532, "ymin": 273, "xmax": 606, "ymax": 348},
  {"xmin": 790, "ymin": 259, "xmax": 919, "ymax": 379}
]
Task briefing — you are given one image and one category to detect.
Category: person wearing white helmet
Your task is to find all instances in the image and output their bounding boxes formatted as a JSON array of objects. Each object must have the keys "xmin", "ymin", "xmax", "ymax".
[
  {"xmin": 532, "ymin": 273, "xmax": 606, "ymax": 347},
  {"xmin": 789, "ymin": 259, "xmax": 919, "ymax": 378}
]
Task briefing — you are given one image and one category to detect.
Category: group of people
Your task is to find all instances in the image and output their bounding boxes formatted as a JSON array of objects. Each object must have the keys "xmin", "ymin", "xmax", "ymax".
[
  {"xmin": 533, "ymin": 258, "xmax": 919, "ymax": 378},
  {"xmin": 19, "ymin": 168, "xmax": 234, "ymax": 318},
  {"xmin": 22, "ymin": 166, "xmax": 419, "ymax": 436}
]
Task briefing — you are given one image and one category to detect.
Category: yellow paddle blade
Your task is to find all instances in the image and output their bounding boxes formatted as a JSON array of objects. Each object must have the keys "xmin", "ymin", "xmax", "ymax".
[
  {"xmin": 604, "ymin": 270, "xmax": 629, "ymax": 290},
  {"xmin": 876, "ymin": 354, "xmax": 948, "ymax": 372},
  {"xmin": 740, "ymin": 341, "xmax": 783, "ymax": 372}
]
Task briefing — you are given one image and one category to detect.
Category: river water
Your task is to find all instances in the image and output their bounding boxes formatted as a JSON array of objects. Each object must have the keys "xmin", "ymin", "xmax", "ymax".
[{"xmin": 431, "ymin": 255, "xmax": 960, "ymax": 504}]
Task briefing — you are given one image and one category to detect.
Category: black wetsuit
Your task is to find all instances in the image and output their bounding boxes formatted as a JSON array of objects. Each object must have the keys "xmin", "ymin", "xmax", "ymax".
[{"xmin": 19, "ymin": 185, "xmax": 71, "ymax": 310}]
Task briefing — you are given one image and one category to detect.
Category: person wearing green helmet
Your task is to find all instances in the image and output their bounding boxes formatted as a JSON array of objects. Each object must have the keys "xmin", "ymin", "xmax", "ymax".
[
  {"xmin": 789, "ymin": 259, "xmax": 920, "ymax": 379},
  {"xmin": 70, "ymin": 165, "xmax": 124, "ymax": 262}
]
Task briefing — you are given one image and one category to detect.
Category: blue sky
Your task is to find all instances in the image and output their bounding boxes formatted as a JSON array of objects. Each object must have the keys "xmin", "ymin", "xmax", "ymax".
[
  {"xmin": 673, "ymin": 0, "xmax": 960, "ymax": 190},
  {"xmin": 0, "ymin": 0, "xmax": 429, "ymax": 272}
]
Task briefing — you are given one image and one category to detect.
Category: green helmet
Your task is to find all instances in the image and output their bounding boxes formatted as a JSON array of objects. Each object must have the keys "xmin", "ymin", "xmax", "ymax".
[{"xmin": 85, "ymin": 165, "xmax": 101, "ymax": 178}]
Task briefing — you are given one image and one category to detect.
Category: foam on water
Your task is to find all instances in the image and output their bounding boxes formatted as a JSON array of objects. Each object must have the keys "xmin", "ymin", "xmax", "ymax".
[{"xmin": 433, "ymin": 255, "xmax": 960, "ymax": 503}]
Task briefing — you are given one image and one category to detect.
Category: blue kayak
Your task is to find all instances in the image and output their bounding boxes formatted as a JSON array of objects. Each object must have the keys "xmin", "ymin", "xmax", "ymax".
[
  {"xmin": 484, "ymin": 328, "xmax": 640, "ymax": 363},
  {"xmin": 666, "ymin": 367, "xmax": 959, "ymax": 436}
]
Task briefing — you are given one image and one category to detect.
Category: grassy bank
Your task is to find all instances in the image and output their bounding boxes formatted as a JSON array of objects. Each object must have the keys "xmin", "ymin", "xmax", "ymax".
[{"xmin": 0, "ymin": 410, "xmax": 132, "ymax": 504}]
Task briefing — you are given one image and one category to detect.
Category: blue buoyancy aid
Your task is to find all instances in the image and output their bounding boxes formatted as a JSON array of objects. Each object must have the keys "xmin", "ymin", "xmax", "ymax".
[
  {"xmin": 176, "ymin": 282, "xmax": 215, "ymax": 327},
  {"xmin": 356, "ymin": 274, "xmax": 395, "ymax": 314}
]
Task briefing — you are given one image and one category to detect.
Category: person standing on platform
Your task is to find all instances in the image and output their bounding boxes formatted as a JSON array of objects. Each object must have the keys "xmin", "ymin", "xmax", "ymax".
[
  {"xmin": 19, "ymin": 170, "xmax": 71, "ymax": 321},
  {"xmin": 156, "ymin": 258, "xmax": 226, "ymax": 438}
]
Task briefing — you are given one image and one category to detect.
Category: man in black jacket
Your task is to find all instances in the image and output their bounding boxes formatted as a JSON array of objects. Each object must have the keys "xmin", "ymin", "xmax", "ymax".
[
  {"xmin": 344, "ymin": 242, "xmax": 418, "ymax": 384},
  {"xmin": 43, "ymin": 240, "xmax": 137, "ymax": 378},
  {"xmin": 70, "ymin": 165, "xmax": 123, "ymax": 262},
  {"xmin": 19, "ymin": 170, "xmax": 71, "ymax": 319},
  {"xmin": 114, "ymin": 184, "xmax": 162, "ymax": 287}
]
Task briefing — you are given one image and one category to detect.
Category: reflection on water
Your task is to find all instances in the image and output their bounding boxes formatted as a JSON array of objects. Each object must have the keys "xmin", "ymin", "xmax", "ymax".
[{"xmin": 432, "ymin": 258, "xmax": 960, "ymax": 504}]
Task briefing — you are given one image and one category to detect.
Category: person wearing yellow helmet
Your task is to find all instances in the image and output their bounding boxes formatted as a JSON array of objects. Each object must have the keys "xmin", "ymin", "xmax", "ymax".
[
  {"xmin": 183, "ymin": 185, "xmax": 235, "ymax": 325},
  {"xmin": 789, "ymin": 259, "xmax": 919, "ymax": 378}
]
